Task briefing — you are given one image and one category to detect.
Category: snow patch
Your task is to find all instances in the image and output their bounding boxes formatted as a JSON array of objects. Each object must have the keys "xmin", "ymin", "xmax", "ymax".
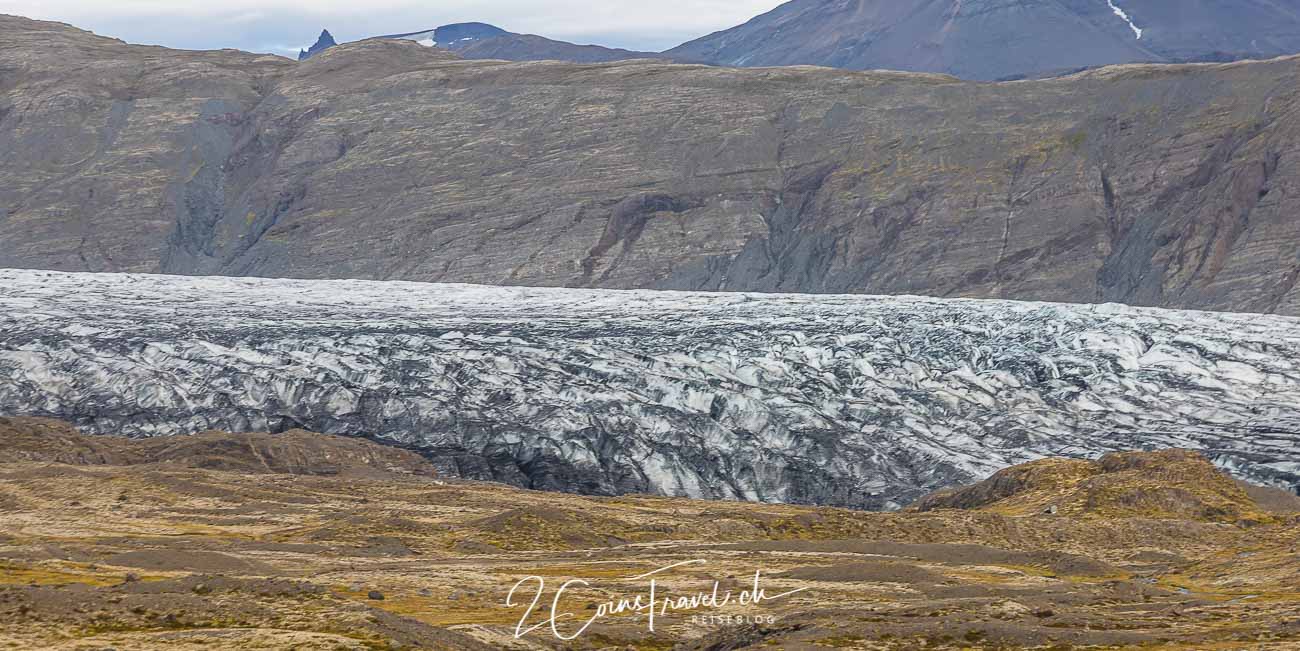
[{"xmin": 1107, "ymin": 0, "xmax": 1144, "ymax": 39}]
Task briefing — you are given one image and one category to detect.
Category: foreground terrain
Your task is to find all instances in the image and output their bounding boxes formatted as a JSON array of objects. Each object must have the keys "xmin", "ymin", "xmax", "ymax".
[
  {"xmin": 1, "ymin": 418, "xmax": 1299, "ymax": 650},
  {"xmin": 2, "ymin": 15, "xmax": 1299, "ymax": 314}
]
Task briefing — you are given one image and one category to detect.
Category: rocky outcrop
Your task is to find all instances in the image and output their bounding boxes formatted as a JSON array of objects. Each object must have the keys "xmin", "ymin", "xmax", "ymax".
[
  {"xmin": 667, "ymin": 0, "xmax": 1300, "ymax": 80},
  {"xmin": 2, "ymin": 15, "xmax": 1300, "ymax": 315},
  {"xmin": 297, "ymin": 29, "xmax": 336, "ymax": 61},
  {"xmin": 1, "ymin": 270, "xmax": 1298, "ymax": 509}
]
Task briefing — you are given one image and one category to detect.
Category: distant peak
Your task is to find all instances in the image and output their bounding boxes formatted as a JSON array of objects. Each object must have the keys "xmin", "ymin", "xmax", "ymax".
[
  {"xmin": 299, "ymin": 28, "xmax": 338, "ymax": 61},
  {"xmin": 443, "ymin": 22, "xmax": 502, "ymax": 29},
  {"xmin": 433, "ymin": 22, "xmax": 509, "ymax": 42},
  {"xmin": 379, "ymin": 22, "xmax": 511, "ymax": 52}
]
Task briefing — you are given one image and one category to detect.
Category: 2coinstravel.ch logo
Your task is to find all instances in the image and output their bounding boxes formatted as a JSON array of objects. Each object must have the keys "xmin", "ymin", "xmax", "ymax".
[{"xmin": 506, "ymin": 559, "xmax": 808, "ymax": 641}]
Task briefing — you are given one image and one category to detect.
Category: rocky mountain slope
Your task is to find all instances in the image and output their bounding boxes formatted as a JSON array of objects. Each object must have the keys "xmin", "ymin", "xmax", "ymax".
[
  {"xmin": 1, "ymin": 16, "xmax": 1298, "ymax": 315},
  {"xmin": 2, "ymin": 16, "xmax": 1300, "ymax": 314},
  {"xmin": 301, "ymin": 21, "xmax": 672, "ymax": 63},
  {"xmin": 2, "ymin": 431, "xmax": 1299, "ymax": 649},
  {"xmin": 2, "ymin": 269, "xmax": 1297, "ymax": 509},
  {"xmin": 668, "ymin": 0, "xmax": 1300, "ymax": 80}
]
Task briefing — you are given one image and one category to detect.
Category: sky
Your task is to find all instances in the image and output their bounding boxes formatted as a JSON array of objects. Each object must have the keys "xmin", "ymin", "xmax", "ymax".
[{"xmin": 0, "ymin": 0, "xmax": 786, "ymax": 57}]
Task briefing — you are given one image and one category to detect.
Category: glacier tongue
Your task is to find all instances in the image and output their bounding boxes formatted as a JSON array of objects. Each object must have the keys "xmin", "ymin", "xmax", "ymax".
[{"xmin": 1, "ymin": 269, "xmax": 1298, "ymax": 509}]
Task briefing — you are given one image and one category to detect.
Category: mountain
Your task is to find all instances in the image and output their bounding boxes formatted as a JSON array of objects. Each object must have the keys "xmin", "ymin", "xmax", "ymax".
[
  {"xmin": 297, "ymin": 29, "xmax": 336, "ymax": 61},
  {"xmin": 667, "ymin": 0, "xmax": 1300, "ymax": 80},
  {"xmin": 2, "ymin": 269, "xmax": 1297, "ymax": 509},
  {"xmin": 381, "ymin": 21, "xmax": 510, "ymax": 49},
  {"xmin": 304, "ymin": 21, "xmax": 672, "ymax": 63},
  {"xmin": 2, "ymin": 15, "xmax": 1300, "ymax": 315}
]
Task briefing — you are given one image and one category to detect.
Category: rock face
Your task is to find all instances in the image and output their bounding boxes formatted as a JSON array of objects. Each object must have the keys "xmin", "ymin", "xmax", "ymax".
[
  {"xmin": 667, "ymin": 0, "xmax": 1300, "ymax": 80},
  {"xmin": 2, "ymin": 15, "xmax": 1300, "ymax": 315},
  {"xmin": 1, "ymin": 270, "xmax": 1298, "ymax": 509},
  {"xmin": 297, "ymin": 29, "xmax": 337, "ymax": 61}
]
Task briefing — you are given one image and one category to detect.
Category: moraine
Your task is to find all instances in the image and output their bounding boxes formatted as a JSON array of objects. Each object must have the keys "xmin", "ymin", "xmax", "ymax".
[{"xmin": 0, "ymin": 269, "xmax": 1298, "ymax": 509}]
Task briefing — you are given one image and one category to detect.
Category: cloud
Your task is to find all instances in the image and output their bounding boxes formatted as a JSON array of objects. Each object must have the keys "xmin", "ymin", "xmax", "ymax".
[{"xmin": 1, "ymin": 0, "xmax": 785, "ymax": 54}]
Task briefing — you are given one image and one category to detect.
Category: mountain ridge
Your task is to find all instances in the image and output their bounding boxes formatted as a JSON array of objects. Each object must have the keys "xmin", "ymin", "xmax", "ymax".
[
  {"xmin": 299, "ymin": 20, "xmax": 676, "ymax": 64},
  {"xmin": 1, "ymin": 15, "xmax": 1299, "ymax": 315},
  {"xmin": 294, "ymin": 1, "xmax": 1300, "ymax": 78},
  {"xmin": 666, "ymin": 0, "xmax": 1300, "ymax": 80}
]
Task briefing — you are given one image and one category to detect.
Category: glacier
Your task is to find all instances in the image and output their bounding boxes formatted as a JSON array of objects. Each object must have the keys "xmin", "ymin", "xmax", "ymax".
[{"xmin": 1, "ymin": 269, "xmax": 1298, "ymax": 509}]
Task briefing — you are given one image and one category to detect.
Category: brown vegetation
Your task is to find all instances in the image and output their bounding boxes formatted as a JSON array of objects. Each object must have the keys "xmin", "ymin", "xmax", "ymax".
[{"xmin": 1, "ymin": 422, "xmax": 1298, "ymax": 649}]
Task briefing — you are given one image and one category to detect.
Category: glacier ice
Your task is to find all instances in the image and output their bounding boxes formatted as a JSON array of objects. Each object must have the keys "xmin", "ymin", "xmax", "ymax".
[{"xmin": 0, "ymin": 269, "xmax": 1298, "ymax": 509}]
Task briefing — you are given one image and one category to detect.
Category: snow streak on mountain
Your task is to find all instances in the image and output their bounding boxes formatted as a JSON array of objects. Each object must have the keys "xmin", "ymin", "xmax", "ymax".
[
  {"xmin": 1107, "ymin": 0, "xmax": 1143, "ymax": 39},
  {"xmin": 1, "ymin": 270, "xmax": 1297, "ymax": 508}
]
